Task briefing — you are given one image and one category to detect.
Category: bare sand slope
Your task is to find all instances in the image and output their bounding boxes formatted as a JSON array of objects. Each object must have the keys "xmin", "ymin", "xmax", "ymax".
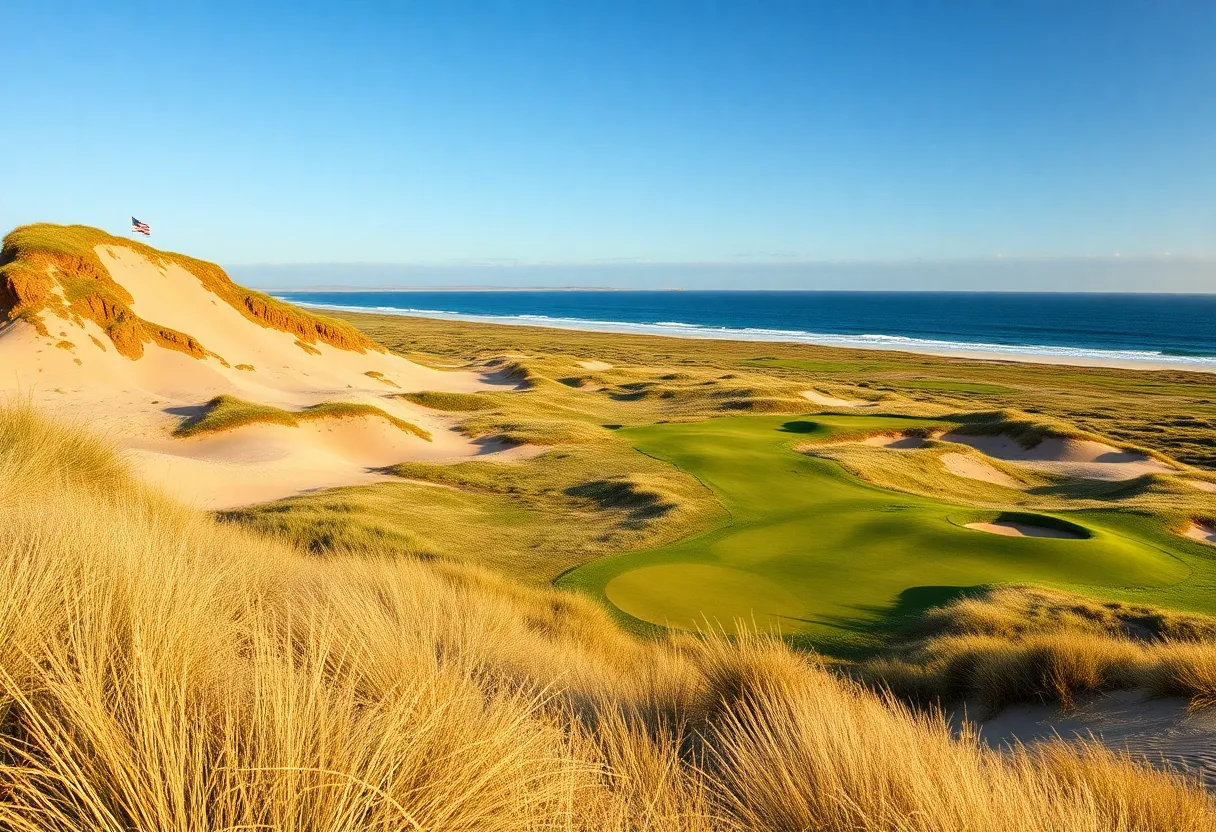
[
  {"xmin": 859, "ymin": 432, "xmax": 929, "ymax": 449},
  {"xmin": 963, "ymin": 520, "xmax": 1082, "ymax": 539},
  {"xmin": 1188, "ymin": 480, "xmax": 1216, "ymax": 493},
  {"xmin": 940, "ymin": 432, "xmax": 1175, "ymax": 481},
  {"xmin": 940, "ymin": 451, "xmax": 1021, "ymax": 487},
  {"xmin": 1, "ymin": 245, "xmax": 517, "ymax": 507},
  {"xmin": 957, "ymin": 691, "xmax": 1216, "ymax": 790},
  {"xmin": 800, "ymin": 389, "xmax": 869, "ymax": 408}
]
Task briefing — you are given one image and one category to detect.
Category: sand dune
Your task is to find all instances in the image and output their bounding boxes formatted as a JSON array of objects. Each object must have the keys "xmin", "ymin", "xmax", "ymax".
[
  {"xmin": 940, "ymin": 452, "xmax": 1020, "ymax": 487},
  {"xmin": 1, "ymin": 244, "xmax": 518, "ymax": 507},
  {"xmin": 800, "ymin": 389, "xmax": 869, "ymax": 408},
  {"xmin": 964, "ymin": 520, "xmax": 1082, "ymax": 539},
  {"xmin": 940, "ymin": 432, "xmax": 1174, "ymax": 481}
]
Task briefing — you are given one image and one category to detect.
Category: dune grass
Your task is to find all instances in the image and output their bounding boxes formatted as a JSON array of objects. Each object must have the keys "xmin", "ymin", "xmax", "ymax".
[
  {"xmin": 174, "ymin": 394, "xmax": 431, "ymax": 440},
  {"xmin": 862, "ymin": 586, "xmax": 1216, "ymax": 711},
  {"xmin": 0, "ymin": 401, "xmax": 1213, "ymax": 829},
  {"xmin": 0, "ymin": 223, "xmax": 377, "ymax": 358},
  {"xmin": 398, "ymin": 390, "xmax": 499, "ymax": 410}
]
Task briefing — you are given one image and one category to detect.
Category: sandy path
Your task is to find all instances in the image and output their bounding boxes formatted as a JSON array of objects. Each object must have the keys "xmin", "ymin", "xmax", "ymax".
[
  {"xmin": 940, "ymin": 432, "xmax": 1175, "ymax": 481},
  {"xmin": 955, "ymin": 691, "xmax": 1216, "ymax": 790},
  {"xmin": 964, "ymin": 520, "xmax": 1082, "ymax": 539},
  {"xmin": 940, "ymin": 452, "xmax": 1020, "ymax": 487}
]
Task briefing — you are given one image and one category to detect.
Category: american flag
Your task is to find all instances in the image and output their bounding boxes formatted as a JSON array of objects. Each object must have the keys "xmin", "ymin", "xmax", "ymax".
[{"xmin": 131, "ymin": 217, "xmax": 151, "ymax": 236}]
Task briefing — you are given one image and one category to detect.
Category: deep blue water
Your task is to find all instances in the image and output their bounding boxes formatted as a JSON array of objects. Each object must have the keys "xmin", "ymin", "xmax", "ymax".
[{"xmin": 273, "ymin": 291, "xmax": 1216, "ymax": 368}]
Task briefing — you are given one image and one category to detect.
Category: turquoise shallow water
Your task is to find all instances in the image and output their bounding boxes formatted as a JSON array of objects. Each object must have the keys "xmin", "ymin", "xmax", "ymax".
[{"xmin": 274, "ymin": 290, "xmax": 1216, "ymax": 367}]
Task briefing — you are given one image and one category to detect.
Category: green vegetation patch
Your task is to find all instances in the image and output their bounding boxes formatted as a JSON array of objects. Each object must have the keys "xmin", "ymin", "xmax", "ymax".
[
  {"xmin": 175, "ymin": 395, "xmax": 431, "ymax": 440},
  {"xmin": 890, "ymin": 378, "xmax": 1017, "ymax": 395},
  {"xmin": 560, "ymin": 413, "xmax": 1198, "ymax": 657}
]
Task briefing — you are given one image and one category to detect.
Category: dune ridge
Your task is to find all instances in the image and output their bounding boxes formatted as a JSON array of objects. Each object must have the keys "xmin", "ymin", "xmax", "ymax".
[{"xmin": 0, "ymin": 225, "xmax": 518, "ymax": 507}]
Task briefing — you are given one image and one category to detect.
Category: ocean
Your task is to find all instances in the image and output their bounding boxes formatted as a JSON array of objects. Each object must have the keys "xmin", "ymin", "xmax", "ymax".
[{"xmin": 272, "ymin": 290, "xmax": 1216, "ymax": 369}]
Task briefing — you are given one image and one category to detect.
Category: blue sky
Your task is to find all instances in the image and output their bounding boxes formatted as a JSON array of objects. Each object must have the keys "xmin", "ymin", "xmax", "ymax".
[{"xmin": 4, "ymin": 1, "xmax": 1214, "ymax": 289}]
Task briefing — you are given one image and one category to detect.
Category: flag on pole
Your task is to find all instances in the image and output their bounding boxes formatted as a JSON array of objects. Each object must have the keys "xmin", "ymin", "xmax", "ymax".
[{"xmin": 131, "ymin": 217, "xmax": 151, "ymax": 236}]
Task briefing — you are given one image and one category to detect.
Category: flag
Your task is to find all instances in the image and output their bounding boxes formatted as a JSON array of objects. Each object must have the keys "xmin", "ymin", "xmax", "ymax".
[{"xmin": 131, "ymin": 217, "xmax": 151, "ymax": 236}]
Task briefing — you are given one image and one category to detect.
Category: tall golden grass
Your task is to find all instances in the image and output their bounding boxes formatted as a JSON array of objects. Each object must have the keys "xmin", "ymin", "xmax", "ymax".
[
  {"xmin": 1, "ymin": 402, "xmax": 1213, "ymax": 830},
  {"xmin": 865, "ymin": 587, "xmax": 1216, "ymax": 711}
]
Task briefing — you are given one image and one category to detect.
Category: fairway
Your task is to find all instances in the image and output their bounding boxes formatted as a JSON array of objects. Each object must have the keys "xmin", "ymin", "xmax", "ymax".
[{"xmin": 560, "ymin": 414, "xmax": 1193, "ymax": 655}]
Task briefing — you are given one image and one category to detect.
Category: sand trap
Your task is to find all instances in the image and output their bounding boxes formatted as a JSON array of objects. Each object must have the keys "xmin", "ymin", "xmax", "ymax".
[
  {"xmin": 800, "ymin": 390, "xmax": 867, "ymax": 408},
  {"xmin": 1187, "ymin": 479, "xmax": 1216, "ymax": 493},
  {"xmin": 964, "ymin": 520, "xmax": 1083, "ymax": 539},
  {"xmin": 940, "ymin": 452, "xmax": 1021, "ymax": 488},
  {"xmin": 1184, "ymin": 522, "xmax": 1216, "ymax": 546},
  {"xmin": 1, "ymin": 244, "xmax": 523, "ymax": 508},
  {"xmin": 956, "ymin": 690, "xmax": 1216, "ymax": 790},
  {"xmin": 860, "ymin": 433, "xmax": 929, "ymax": 450},
  {"xmin": 578, "ymin": 360, "xmax": 613, "ymax": 371},
  {"xmin": 940, "ymin": 432, "xmax": 1175, "ymax": 481}
]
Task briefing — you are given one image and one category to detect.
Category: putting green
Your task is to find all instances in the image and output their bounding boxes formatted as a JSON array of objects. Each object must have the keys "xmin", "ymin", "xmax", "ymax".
[{"xmin": 560, "ymin": 414, "xmax": 1191, "ymax": 654}]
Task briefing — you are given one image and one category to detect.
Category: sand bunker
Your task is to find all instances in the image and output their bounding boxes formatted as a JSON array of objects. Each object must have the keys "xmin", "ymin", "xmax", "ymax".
[
  {"xmin": 940, "ymin": 452, "xmax": 1020, "ymax": 488},
  {"xmin": 957, "ymin": 690, "xmax": 1216, "ymax": 789},
  {"xmin": 1184, "ymin": 522, "xmax": 1216, "ymax": 546},
  {"xmin": 940, "ymin": 432, "xmax": 1174, "ymax": 481},
  {"xmin": 964, "ymin": 519, "xmax": 1083, "ymax": 539},
  {"xmin": 860, "ymin": 433, "xmax": 929, "ymax": 450},
  {"xmin": 578, "ymin": 360, "xmax": 613, "ymax": 371},
  {"xmin": 1, "ymin": 244, "xmax": 519, "ymax": 508},
  {"xmin": 1187, "ymin": 479, "xmax": 1216, "ymax": 493},
  {"xmin": 800, "ymin": 390, "xmax": 867, "ymax": 408}
]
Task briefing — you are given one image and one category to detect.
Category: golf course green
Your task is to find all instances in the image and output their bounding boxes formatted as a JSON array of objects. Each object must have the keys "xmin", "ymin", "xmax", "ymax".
[{"xmin": 559, "ymin": 414, "xmax": 1196, "ymax": 656}]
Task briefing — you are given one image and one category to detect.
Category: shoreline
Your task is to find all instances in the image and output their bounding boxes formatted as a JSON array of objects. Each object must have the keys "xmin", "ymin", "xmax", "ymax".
[{"xmin": 296, "ymin": 301, "xmax": 1216, "ymax": 374}]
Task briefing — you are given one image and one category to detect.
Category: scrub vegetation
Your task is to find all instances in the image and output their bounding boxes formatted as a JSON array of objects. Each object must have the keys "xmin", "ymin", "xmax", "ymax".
[
  {"xmin": 174, "ymin": 394, "xmax": 431, "ymax": 440},
  {"xmin": 2, "ymin": 401, "xmax": 1214, "ymax": 830}
]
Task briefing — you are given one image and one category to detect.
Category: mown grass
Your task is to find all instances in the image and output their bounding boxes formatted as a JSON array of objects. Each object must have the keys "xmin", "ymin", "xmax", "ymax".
[
  {"xmin": 558, "ymin": 414, "xmax": 1207, "ymax": 657},
  {"xmin": 1, "ymin": 223, "xmax": 376, "ymax": 358},
  {"xmin": 174, "ymin": 394, "xmax": 431, "ymax": 440},
  {"xmin": 1, "ymin": 401, "xmax": 1213, "ymax": 829}
]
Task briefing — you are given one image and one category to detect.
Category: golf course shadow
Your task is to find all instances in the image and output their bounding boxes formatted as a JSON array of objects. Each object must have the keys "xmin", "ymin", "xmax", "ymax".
[{"xmin": 789, "ymin": 584, "xmax": 979, "ymax": 660}]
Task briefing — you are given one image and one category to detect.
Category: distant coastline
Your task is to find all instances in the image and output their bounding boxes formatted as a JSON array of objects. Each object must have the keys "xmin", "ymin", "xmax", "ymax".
[{"xmin": 276, "ymin": 290, "xmax": 1216, "ymax": 373}]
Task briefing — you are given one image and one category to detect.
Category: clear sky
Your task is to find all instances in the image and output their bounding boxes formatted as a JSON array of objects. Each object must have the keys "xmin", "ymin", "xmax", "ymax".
[{"xmin": 4, "ymin": 1, "xmax": 1214, "ymax": 289}]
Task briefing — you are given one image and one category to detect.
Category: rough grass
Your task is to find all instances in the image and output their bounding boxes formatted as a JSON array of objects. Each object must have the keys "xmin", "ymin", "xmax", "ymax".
[
  {"xmin": 174, "ymin": 394, "xmax": 431, "ymax": 440},
  {"xmin": 863, "ymin": 586, "xmax": 1216, "ymax": 711},
  {"xmin": 398, "ymin": 390, "xmax": 499, "ymax": 411},
  {"xmin": 226, "ymin": 443, "xmax": 722, "ymax": 583},
  {"xmin": 0, "ymin": 223, "xmax": 377, "ymax": 358},
  {"xmin": 337, "ymin": 309, "xmax": 1216, "ymax": 468},
  {"xmin": 0, "ymin": 402, "xmax": 1213, "ymax": 830}
]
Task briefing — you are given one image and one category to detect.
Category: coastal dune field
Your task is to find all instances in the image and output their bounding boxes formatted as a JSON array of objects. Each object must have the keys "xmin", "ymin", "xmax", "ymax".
[{"xmin": 2, "ymin": 226, "xmax": 1216, "ymax": 824}]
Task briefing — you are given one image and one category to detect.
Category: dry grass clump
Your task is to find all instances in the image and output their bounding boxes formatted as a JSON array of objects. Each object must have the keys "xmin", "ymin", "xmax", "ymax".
[
  {"xmin": 0, "ymin": 223, "xmax": 376, "ymax": 358},
  {"xmin": 0, "ymin": 403, "xmax": 1213, "ymax": 829},
  {"xmin": 865, "ymin": 586, "xmax": 1216, "ymax": 711},
  {"xmin": 398, "ymin": 389, "xmax": 499, "ymax": 411},
  {"xmin": 174, "ymin": 394, "xmax": 431, "ymax": 440}
]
